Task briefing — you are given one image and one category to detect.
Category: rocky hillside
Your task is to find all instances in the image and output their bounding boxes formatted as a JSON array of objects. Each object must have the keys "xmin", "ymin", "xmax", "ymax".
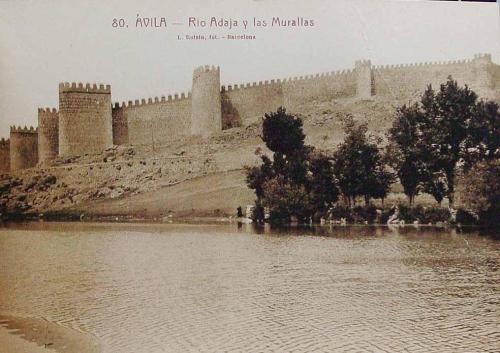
[{"xmin": 0, "ymin": 96, "xmax": 406, "ymax": 220}]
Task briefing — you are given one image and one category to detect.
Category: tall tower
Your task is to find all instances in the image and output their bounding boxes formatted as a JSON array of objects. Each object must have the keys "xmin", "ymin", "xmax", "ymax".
[
  {"xmin": 355, "ymin": 59, "xmax": 373, "ymax": 99},
  {"xmin": 38, "ymin": 107, "xmax": 59, "ymax": 163},
  {"xmin": 10, "ymin": 126, "xmax": 38, "ymax": 171},
  {"xmin": 472, "ymin": 53, "xmax": 493, "ymax": 95},
  {"xmin": 58, "ymin": 82, "xmax": 113, "ymax": 157},
  {"xmin": 191, "ymin": 65, "xmax": 222, "ymax": 137},
  {"xmin": 0, "ymin": 138, "xmax": 10, "ymax": 173}
]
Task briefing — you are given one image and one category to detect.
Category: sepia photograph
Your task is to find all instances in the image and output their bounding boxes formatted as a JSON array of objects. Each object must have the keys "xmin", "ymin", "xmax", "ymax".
[{"xmin": 0, "ymin": 0, "xmax": 499, "ymax": 352}]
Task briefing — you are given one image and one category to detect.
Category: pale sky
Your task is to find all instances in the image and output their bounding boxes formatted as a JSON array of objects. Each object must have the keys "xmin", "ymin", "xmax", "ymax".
[{"xmin": 0, "ymin": 0, "xmax": 499, "ymax": 138}]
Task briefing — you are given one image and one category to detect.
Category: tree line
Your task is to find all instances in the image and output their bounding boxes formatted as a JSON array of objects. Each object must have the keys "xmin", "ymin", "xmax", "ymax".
[{"xmin": 245, "ymin": 77, "xmax": 499, "ymax": 225}]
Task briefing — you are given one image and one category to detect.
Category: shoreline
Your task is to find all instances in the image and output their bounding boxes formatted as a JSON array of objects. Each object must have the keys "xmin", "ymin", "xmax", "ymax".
[
  {"xmin": 0, "ymin": 328, "xmax": 51, "ymax": 353},
  {"xmin": 0, "ymin": 211, "xmax": 494, "ymax": 231},
  {"xmin": 0, "ymin": 312, "xmax": 100, "ymax": 353}
]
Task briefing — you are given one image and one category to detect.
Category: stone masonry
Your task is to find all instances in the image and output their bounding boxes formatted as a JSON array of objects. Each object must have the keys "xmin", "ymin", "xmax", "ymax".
[{"xmin": 1, "ymin": 53, "xmax": 499, "ymax": 172}]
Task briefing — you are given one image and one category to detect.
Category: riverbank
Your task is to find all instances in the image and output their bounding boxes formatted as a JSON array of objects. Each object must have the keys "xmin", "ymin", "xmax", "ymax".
[
  {"xmin": 0, "ymin": 328, "xmax": 50, "ymax": 353},
  {"xmin": 0, "ymin": 313, "xmax": 100, "ymax": 353}
]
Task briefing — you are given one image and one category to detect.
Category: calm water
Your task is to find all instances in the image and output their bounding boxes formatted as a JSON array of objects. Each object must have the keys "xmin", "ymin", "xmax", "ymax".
[{"xmin": 0, "ymin": 222, "xmax": 498, "ymax": 353}]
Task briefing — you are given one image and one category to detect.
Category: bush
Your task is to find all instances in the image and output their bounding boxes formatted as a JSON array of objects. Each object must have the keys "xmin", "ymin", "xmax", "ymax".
[
  {"xmin": 327, "ymin": 205, "xmax": 379, "ymax": 224},
  {"xmin": 379, "ymin": 209, "xmax": 393, "ymax": 224},
  {"xmin": 456, "ymin": 209, "xmax": 478, "ymax": 226},
  {"xmin": 352, "ymin": 205, "xmax": 378, "ymax": 224},
  {"xmin": 398, "ymin": 204, "xmax": 422, "ymax": 222},
  {"xmin": 422, "ymin": 207, "xmax": 451, "ymax": 224},
  {"xmin": 328, "ymin": 205, "xmax": 353, "ymax": 222},
  {"xmin": 394, "ymin": 205, "xmax": 451, "ymax": 224}
]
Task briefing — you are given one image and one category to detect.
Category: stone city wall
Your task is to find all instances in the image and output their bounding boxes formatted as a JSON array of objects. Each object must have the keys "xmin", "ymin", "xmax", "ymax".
[
  {"xmin": 1, "ymin": 54, "xmax": 498, "ymax": 172},
  {"xmin": 112, "ymin": 93, "xmax": 192, "ymax": 147},
  {"xmin": 222, "ymin": 81, "xmax": 284, "ymax": 127}
]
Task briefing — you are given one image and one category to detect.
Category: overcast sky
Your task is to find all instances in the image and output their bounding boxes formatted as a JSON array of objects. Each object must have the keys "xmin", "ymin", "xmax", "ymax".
[{"xmin": 0, "ymin": 0, "xmax": 499, "ymax": 138}]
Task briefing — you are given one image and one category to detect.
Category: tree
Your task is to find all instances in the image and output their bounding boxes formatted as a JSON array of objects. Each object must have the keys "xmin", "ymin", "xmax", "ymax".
[
  {"xmin": 261, "ymin": 175, "xmax": 312, "ymax": 223},
  {"xmin": 333, "ymin": 116, "xmax": 394, "ymax": 206},
  {"xmin": 262, "ymin": 107, "xmax": 305, "ymax": 156},
  {"xmin": 245, "ymin": 155, "xmax": 274, "ymax": 201},
  {"xmin": 246, "ymin": 108, "xmax": 339, "ymax": 223},
  {"xmin": 459, "ymin": 159, "xmax": 500, "ymax": 227},
  {"xmin": 261, "ymin": 107, "xmax": 309, "ymax": 185},
  {"xmin": 391, "ymin": 76, "xmax": 499, "ymax": 207},
  {"xmin": 418, "ymin": 77, "xmax": 478, "ymax": 207},
  {"xmin": 463, "ymin": 100, "xmax": 500, "ymax": 170},
  {"xmin": 388, "ymin": 103, "xmax": 425, "ymax": 204},
  {"xmin": 368, "ymin": 167, "xmax": 396, "ymax": 206},
  {"xmin": 307, "ymin": 151, "xmax": 339, "ymax": 217},
  {"xmin": 246, "ymin": 108, "xmax": 311, "ymax": 222},
  {"xmin": 421, "ymin": 170, "xmax": 448, "ymax": 206}
]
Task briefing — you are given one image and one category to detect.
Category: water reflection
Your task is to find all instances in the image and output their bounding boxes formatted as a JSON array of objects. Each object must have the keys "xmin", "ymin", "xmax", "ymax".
[{"xmin": 0, "ymin": 222, "xmax": 498, "ymax": 353}]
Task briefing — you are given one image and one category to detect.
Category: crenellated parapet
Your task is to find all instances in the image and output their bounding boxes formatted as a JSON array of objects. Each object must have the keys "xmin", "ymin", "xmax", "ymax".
[
  {"xmin": 193, "ymin": 65, "xmax": 220, "ymax": 77},
  {"xmin": 473, "ymin": 53, "xmax": 492, "ymax": 61},
  {"xmin": 10, "ymin": 125, "xmax": 38, "ymax": 134},
  {"xmin": 38, "ymin": 107, "xmax": 58, "ymax": 114},
  {"xmin": 283, "ymin": 68, "xmax": 355, "ymax": 82},
  {"xmin": 220, "ymin": 68, "xmax": 356, "ymax": 93},
  {"xmin": 372, "ymin": 58, "xmax": 477, "ymax": 72},
  {"xmin": 112, "ymin": 92, "xmax": 192, "ymax": 109},
  {"xmin": 355, "ymin": 59, "xmax": 371, "ymax": 67},
  {"xmin": 59, "ymin": 82, "xmax": 111, "ymax": 94},
  {"xmin": 222, "ymin": 79, "xmax": 281, "ymax": 92}
]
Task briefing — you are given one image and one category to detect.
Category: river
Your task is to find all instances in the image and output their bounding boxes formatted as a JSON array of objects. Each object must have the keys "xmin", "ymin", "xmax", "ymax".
[{"xmin": 0, "ymin": 222, "xmax": 498, "ymax": 352}]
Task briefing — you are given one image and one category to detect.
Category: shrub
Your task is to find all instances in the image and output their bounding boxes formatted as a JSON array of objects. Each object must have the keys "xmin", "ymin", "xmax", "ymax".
[
  {"xmin": 456, "ymin": 209, "xmax": 478, "ymax": 226},
  {"xmin": 352, "ymin": 205, "xmax": 378, "ymax": 224},
  {"xmin": 328, "ymin": 205, "xmax": 353, "ymax": 222}
]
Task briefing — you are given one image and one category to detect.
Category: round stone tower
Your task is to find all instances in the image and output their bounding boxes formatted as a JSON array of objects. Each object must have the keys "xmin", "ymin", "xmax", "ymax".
[
  {"xmin": 58, "ymin": 82, "xmax": 113, "ymax": 157},
  {"xmin": 38, "ymin": 107, "xmax": 59, "ymax": 163},
  {"xmin": 10, "ymin": 126, "xmax": 38, "ymax": 171},
  {"xmin": 191, "ymin": 65, "xmax": 222, "ymax": 137}
]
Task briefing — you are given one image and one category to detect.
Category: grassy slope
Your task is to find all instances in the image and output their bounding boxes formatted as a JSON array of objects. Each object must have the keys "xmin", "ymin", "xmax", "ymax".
[{"xmin": 70, "ymin": 169, "xmax": 255, "ymax": 218}]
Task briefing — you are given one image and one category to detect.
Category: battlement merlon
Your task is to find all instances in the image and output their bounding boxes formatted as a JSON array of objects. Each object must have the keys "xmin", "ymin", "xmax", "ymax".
[
  {"xmin": 10, "ymin": 126, "xmax": 39, "ymax": 134},
  {"xmin": 473, "ymin": 53, "xmax": 492, "ymax": 61},
  {"xmin": 0, "ymin": 137, "xmax": 9, "ymax": 145},
  {"xmin": 113, "ymin": 91, "xmax": 192, "ymax": 109},
  {"xmin": 221, "ymin": 68, "xmax": 358, "ymax": 93},
  {"xmin": 355, "ymin": 59, "xmax": 372, "ymax": 68},
  {"xmin": 59, "ymin": 82, "xmax": 111, "ymax": 94},
  {"xmin": 38, "ymin": 107, "xmax": 58, "ymax": 114},
  {"xmin": 193, "ymin": 65, "xmax": 220, "ymax": 76}
]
